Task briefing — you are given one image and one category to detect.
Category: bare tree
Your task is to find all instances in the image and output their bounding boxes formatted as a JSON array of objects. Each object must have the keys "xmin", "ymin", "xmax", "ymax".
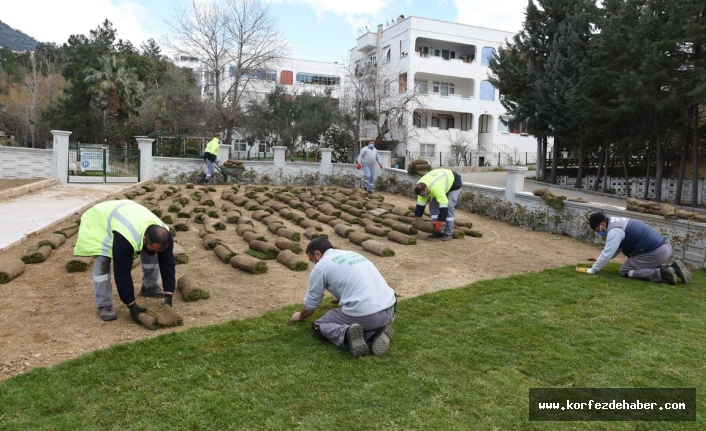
[
  {"xmin": 165, "ymin": 0, "xmax": 290, "ymax": 143},
  {"xmin": 5, "ymin": 52, "xmax": 65, "ymax": 147},
  {"xmin": 343, "ymin": 57, "xmax": 429, "ymax": 154}
]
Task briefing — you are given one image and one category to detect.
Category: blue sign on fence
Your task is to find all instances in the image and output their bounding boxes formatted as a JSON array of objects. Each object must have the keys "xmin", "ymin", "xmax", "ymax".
[{"xmin": 79, "ymin": 151, "xmax": 107, "ymax": 172}]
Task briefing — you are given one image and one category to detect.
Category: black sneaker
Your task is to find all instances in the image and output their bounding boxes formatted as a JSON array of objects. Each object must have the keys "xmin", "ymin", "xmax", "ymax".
[
  {"xmin": 97, "ymin": 305, "xmax": 117, "ymax": 321},
  {"xmin": 671, "ymin": 260, "xmax": 692, "ymax": 284},
  {"xmin": 427, "ymin": 232, "xmax": 444, "ymax": 239},
  {"xmin": 442, "ymin": 234, "xmax": 453, "ymax": 241},
  {"xmin": 346, "ymin": 323, "xmax": 369, "ymax": 358},
  {"xmin": 371, "ymin": 325, "xmax": 394, "ymax": 356},
  {"xmin": 140, "ymin": 285, "xmax": 165, "ymax": 298},
  {"xmin": 660, "ymin": 266, "xmax": 677, "ymax": 285}
]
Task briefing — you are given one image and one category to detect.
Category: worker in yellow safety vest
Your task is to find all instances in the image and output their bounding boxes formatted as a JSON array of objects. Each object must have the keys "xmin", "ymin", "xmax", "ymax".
[
  {"xmin": 74, "ymin": 200, "xmax": 176, "ymax": 323},
  {"xmin": 413, "ymin": 168, "xmax": 463, "ymax": 241},
  {"xmin": 202, "ymin": 135, "xmax": 220, "ymax": 184}
]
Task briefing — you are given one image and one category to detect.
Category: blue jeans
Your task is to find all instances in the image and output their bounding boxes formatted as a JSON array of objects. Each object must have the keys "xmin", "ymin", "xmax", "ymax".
[{"xmin": 362, "ymin": 164, "xmax": 377, "ymax": 192}]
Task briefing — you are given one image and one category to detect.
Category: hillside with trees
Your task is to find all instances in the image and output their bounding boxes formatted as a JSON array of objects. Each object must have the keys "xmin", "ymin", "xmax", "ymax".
[{"xmin": 0, "ymin": 20, "xmax": 39, "ymax": 51}]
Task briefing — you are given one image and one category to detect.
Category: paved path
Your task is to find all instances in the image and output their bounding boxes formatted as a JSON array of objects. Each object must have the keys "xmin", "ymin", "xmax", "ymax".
[
  {"xmin": 0, "ymin": 184, "xmax": 130, "ymax": 252},
  {"xmin": 460, "ymin": 171, "xmax": 628, "ymax": 208}
]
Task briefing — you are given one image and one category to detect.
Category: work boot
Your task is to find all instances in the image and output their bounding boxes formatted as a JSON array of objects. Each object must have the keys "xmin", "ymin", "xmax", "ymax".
[
  {"xmin": 442, "ymin": 234, "xmax": 453, "ymax": 241},
  {"xmin": 660, "ymin": 266, "xmax": 677, "ymax": 285},
  {"xmin": 671, "ymin": 260, "xmax": 692, "ymax": 284},
  {"xmin": 427, "ymin": 232, "xmax": 444, "ymax": 239},
  {"xmin": 140, "ymin": 284, "xmax": 165, "ymax": 298},
  {"xmin": 97, "ymin": 305, "xmax": 117, "ymax": 321},
  {"xmin": 371, "ymin": 325, "xmax": 394, "ymax": 356},
  {"xmin": 346, "ymin": 323, "xmax": 369, "ymax": 358},
  {"xmin": 311, "ymin": 323, "xmax": 327, "ymax": 342}
]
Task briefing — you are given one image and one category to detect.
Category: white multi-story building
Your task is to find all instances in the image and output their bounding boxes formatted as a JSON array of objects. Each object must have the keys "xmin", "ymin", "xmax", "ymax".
[
  {"xmin": 349, "ymin": 15, "xmax": 546, "ymax": 168},
  {"xmin": 173, "ymin": 55, "xmax": 346, "ymax": 156}
]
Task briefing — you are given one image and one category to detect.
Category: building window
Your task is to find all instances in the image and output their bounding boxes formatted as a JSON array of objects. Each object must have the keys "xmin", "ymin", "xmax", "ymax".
[
  {"xmin": 419, "ymin": 143, "xmax": 435, "ymax": 157},
  {"xmin": 498, "ymin": 117, "xmax": 510, "ymax": 133},
  {"xmin": 480, "ymin": 81, "xmax": 495, "ymax": 101},
  {"xmin": 400, "ymin": 39, "xmax": 409, "ymax": 57},
  {"xmin": 399, "ymin": 73, "xmax": 407, "ymax": 92},
  {"xmin": 258, "ymin": 143, "xmax": 267, "ymax": 153},
  {"xmin": 296, "ymin": 73, "xmax": 341, "ymax": 86},
  {"xmin": 441, "ymin": 49, "xmax": 455, "ymax": 60},
  {"xmin": 229, "ymin": 66, "xmax": 236, "ymax": 78},
  {"xmin": 510, "ymin": 120, "xmax": 528, "ymax": 135},
  {"xmin": 481, "ymin": 47, "xmax": 497, "ymax": 66},
  {"xmin": 233, "ymin": 141, "xmax": 247, "ymax": 151},
  {"xmin": 385, "ymin": 47, "xmax": 391, "ymax": 63},
  {"xmin": 413, "ymin": 111, "xmax": 428, "ymax": 128},
  {"xmin": 431, "ymin": 114, "xmax": 455, "ymax": 130},
  {"xmin": 242, "ymin": 69, "xmax": 277, "ymax": 81},
  {"xmin": 414, "ymin": 79, "xmax": 427, "ymax": 93},
  {"xmin": 205, "ymin": 71, "xmax": 215, "ymax": 85},
  {"xmin": 432, "ymin": 81, "xmax": 455, "ymax": 96}
]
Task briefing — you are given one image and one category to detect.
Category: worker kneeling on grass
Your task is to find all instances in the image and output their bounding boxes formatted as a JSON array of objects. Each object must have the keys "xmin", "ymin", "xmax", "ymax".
[
  {"xmin": 413, "ymin": 168, "xmax": 463, "ymax": 241},
  {"xmin": 74, "ymin": 200, "xmax": 176, "ymax": 323},
  {"xmin": 290, "ymin": 238, "xmax": 397, "ymax": 358}
]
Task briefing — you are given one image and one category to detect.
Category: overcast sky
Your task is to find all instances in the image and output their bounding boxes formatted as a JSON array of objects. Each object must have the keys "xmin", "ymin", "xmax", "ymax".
[{"xmin": 3, "ymin": 0, "xmax": 528, "ymax": 62}]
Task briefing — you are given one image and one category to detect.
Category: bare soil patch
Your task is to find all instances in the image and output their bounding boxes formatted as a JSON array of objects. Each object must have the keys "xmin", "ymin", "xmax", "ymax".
[
  {"xmin": 0, "ymin": 184, "xmax": 604, "ymax": 379},
  {"xmin": 0, "ymin": 179, "xmax": 45, "ymax": 192}
]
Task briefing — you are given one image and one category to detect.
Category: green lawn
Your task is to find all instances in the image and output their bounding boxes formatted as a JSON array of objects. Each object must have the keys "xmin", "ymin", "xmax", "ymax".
[{"xmin": 0, "ymin": 264, "xmax": 704, "ymax": 430}]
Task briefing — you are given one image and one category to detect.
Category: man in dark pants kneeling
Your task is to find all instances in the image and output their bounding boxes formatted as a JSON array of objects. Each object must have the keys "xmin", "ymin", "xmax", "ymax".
[{"xmin": 290, "ymin": 238, "xmax": 397, "ymax": 358}]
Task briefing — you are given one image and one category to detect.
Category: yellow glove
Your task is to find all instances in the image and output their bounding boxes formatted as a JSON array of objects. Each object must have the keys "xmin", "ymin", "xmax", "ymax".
[{"xmin": 576, "ymin": 267, "xmax": 595, "ymax": 274}]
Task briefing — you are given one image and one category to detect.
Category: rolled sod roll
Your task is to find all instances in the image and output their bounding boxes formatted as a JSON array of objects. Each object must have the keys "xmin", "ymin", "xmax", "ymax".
[
  {"xmin": 21, "ymin": 244, "xmax": 53, "ymax": 263},
  {"xmin": 192, "ymin": 206, "xmax": 207, "ymax": 213},
  {"xmin": 204, "ymin": 218, "xmax": 226, "ymax": 230},
  {"xmin": 141, "ymin": 183, "xmax": 157, "ymax": 192},
  {"xmin": 388, "ymin": 230, "xmax": 418, "ymax": 245},
  {"xmin": 459, "ymin": 221, "xmax": 474, "ymax": 229},
  {"xmin": 391, "ymin": 207, "xmax": 411, "ymax": 217},
  {"xmin": 327, "ymin": 219, "xmax": 346, "ymax": 228},
  {"xmin": 304, "ymin": 227, "xmax": 327, "ymax": 240},
  {"xmin": 361, "ymin": 240, "xmax": 395, "ymax": 257},
  {"xmin": 148, "ymin": 206, "xmax": 163, "ymax": 218},
  {"xmin": 0, "ymin": 260, "xmax": 26, "ymax": 284},
  {"xmin": 317, "ymin": 215, "xmax": 337, "ymax": 224},
  {"xmin": 453, "ymin": 231, "xmax": 466, "ymax": 239},
  {"xmin": 168, "ymin": 202, "xmax": 183, "ymax": 213},
  {"xmin": 339, "ymin": 213, "xmax": 360, "ymax": 224},
  {"xmin": 231, "ymin": 254, "xmax": 268, "ymax": 274},
  {"xmin": 276, "ymin": 249, "xmax": 309, "ymax": 271},
  {"xmin": 256, "ymin": 195, "xmax": 271, "ymax": 205},
  {"xmin": 275, "ymin": 237, "xmax": 302, "ymax": 254},
  {"xmin": 177, "ymin": 208, "xmax": 192, "ymax": 218},
  {"xmin": 251, "ymin": 210, "xmax": 270, "ymax": 221},
  {"xmin": 226, "ymin": 211, "xmax": 241, "ymax": 223},
  {"xmin": 206, "ymin": 209, "xmax": 220, "ymax": 218},
  {"xmin": 199, "ymin": 194, "xmax": 215, "ymax": 206},
  {"xmin": 276, "ymin": 229, "xmax": 300, "ymax": 242},
  {"xmin": 177, "ymin": 274, "xmax": 211, "ymax": 302},
  {"xmin": 289, "ymin": 212, "xmax": 305, "ymax": 224},
  {"xmin": 457, "ymin": 227, "xmax": 482, "ymax": 237},
  {"xmin": 66, "ymin": 255, "xmax": 93, "ymax": 272},
  {"xmin": 334, "ymin": 224, "xmax": 355, "ymax": 238},
  {"xmin": 397, "ymin": 216, "xmax": 415, "ymax": 224},
  {"xmin": 317, "ymin": 203, "xmax": 341, "ymax": 217},
  {"xmin": 244, "ymin": 200, "xmax": 260, "ymax": 211},
  {"xmin": 299, "ymin": 219, "xmax": 323, "ymax": 231},
  {"xmin": 364, "ymin": 201, "xmax": 379, "ymax": 211},
  {"xmin": 198, "ymin": 225, "xmax": 214, "ymax": 238},
  {"xmin": 359, "ymin": 218, "xmax": 376, "ymax": 228},
  {"xmin": 304, "ymin": 208, "xmax": 320, "ymax": 219},
  {"xmin": 249, "ymin": 240, "xmax": 280, "ymax": 259},
  {"xmin": 137, "ymin": 305, "xmax": 184, "ymax": 330},
  {"xmin": 412, "ymin": 219, "xmax": 436, "ymax": 233},
  {"xmin": 348, "ymin": 231, "xmax": 371, "ymax": 246},
  {"xmin": 345, "ymin": 206, "xmax": 365, "ymax": 217},
  {"xmin": 242, "ymin": 231, "xmax": 266, "ymax": 243},
  {"xmin": 221, "ymin": 190, "xmax": 235, "ymax": 200},
  {"xmin": 390, "ymin": 222, "xmax": 418, "ymax": 235},
  {"xmin": 364, "ymin": 225, "xmax": 390, "ymax": 237},
  {"xmin": 262, "ymin": 215, "xmax": 281, "ymax": 225},
  {"xmin": 202, "ymin": 234, "xmax": 222, "ymax": 250},
  {"xmin": 160, "ymin": 214, "xmax": 174, "ymax": 224},
  {"xmin": 237, "ymin": 216, "xmax": 254, "ymax": 226},
  {"xmin": 173, "ymin": 243, "xmax": 189, "ymax": 264},
  {"xmin": 54, "ymin": 225, "xmax": 79, "ymax": 238},
  {"xmin": 380, "ymin": 218, "xmax": 397, "ymax": 227},
  {"xmin": 38, "ymin": 233, "xmax": 66, "ymax": 249},
  {"xmin": 232, "ymin": 195, "xmax": 250, "ymax": 207},
  {"xmin": 173, "ymin": 196, "xmax": 190, "ymax": 206},
  {"xmin": 194, "ymin": 213, "xmax": 208, "ymax": 224},
  {"xmin": 174, "ymin": 218, "xmax": 190, "ymax": 231},
  {"xmin": 267, "ymin": 223, "xmax": 285, "ymax": 234},
  {"xmin": 236, "ymin": 224, "xmax": 257, "ymax": 236},
  {"xmin": 214, "ymin": 244, "xmax": 237, "ymax": 263},
  {"xmin": 367, "ymin": 208, "xmax": 388, "ymax": 217},
  {"xmin": 269, "ymin": 202, "xmax": 287, "ymax": 211}
]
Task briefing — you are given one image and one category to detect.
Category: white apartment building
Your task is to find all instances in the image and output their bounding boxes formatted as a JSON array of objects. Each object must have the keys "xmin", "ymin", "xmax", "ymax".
[
  {"xmin": 349, "ymin": 15, "xmax": 545, "ymax": 167},
  {"xmin": 173, "ymin": 55, "xmax": 346, "ymax": 156}
]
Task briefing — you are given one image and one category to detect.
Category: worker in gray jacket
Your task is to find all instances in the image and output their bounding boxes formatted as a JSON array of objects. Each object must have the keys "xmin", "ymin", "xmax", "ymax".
[
  {"xmin": 290, "ymin": 238, "xmax": 396, "ymax": 358},
  {"xmin": 356, "ymin": 141, "xmax": 383, "ymax": 194}
]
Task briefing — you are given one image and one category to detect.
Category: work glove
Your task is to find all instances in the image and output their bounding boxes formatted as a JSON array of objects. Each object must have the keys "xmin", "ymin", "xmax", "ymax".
[
  {"xmin": 576, "ymin": 267, "xmax": 595, "ymax": 274},
  {"xmin": 128, "ymin": 303, "xmax": 147, "ymax": 324},
  {"xmin": 432, "ymin": 221, "xmax": 444, "ymax": 232},
  {"xmin": 587, "ymin": 256, "xmax": 599, "ymax": 262},
  {"xmin": 356, "ymin": 163, "xmax": 362, "ymax": 170},
  {"xmin": 163, "ymin": 295, "xmax": 173, "ymax": 307},
  {"xmin": 378, "ymin": 163, "xmax": 383, "ymax": 169}
]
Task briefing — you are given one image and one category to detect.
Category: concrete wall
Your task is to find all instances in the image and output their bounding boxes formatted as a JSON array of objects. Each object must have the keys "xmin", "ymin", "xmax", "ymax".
[{"xmin": 0, "ymin": 147, "xmax": 53, "ymax": 179}]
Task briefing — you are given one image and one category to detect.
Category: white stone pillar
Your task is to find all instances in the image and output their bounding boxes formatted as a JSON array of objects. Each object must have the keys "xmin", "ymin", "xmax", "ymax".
[
  {"xmin": 273, "ymin": 146, "xmax": 287, "ymax": 185},
  {"xmin": 320, "ymin": 148, "xmax": 333, "ymax": 185},
  {"xmin": 51, "ymin": 130, "xmax": 71, "ymax": 184},
  {"xmin": 217, "ymin": 144, "xmax": 230, "ymax": 163},
  {"xmin": 377, "ymin": 150, "xmax": 391, "ymax": 170},
  {"xmin": 505, "ymin": 166, "xmax": 528, "ymax": 203},
  {"xmin": 135, "ymin": 136, "xmax": 154, "ymax": 182}
]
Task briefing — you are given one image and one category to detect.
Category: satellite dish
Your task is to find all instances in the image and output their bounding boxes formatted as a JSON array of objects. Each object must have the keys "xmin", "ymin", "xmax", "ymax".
[{"xmin": 355, "ymin": 28, "xmax": 365, "ymax": 37}]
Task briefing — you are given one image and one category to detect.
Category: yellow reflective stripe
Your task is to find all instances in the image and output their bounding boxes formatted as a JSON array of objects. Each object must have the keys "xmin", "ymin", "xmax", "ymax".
[
  {"xmin": 102, "ymin": 202, "xmax": 142, "ymax": 255},
  {"xmin": 101, "ymin": 202, "xmax": 134, "ymax": 255}
]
